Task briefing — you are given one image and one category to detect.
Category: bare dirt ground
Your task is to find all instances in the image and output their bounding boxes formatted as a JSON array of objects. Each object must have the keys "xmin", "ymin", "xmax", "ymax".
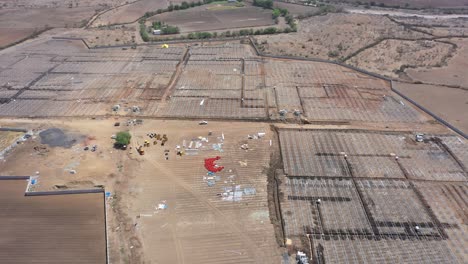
[
  {"xmin": 147, "ymin": 3, "xmax": 275, "ymax": 33},
  {"xmin": 393, "ymin": 82, "xmax": 468, "ymax": 133},
  {"xmin": 65, "ymin": 26, "xmax": 139, "ymax": 47},
  {"xmin": 347, "ymin": 39, "xmax": 454, "ymax": 77},
  {"xmin": 405, "ymin": 38, "xmax": 468, "ymax": 88},
  {"xmin": 0, "ymin": 6, "xmax": 99, "ymax": 48},
  {"xmin": 255, "ymin": 13, "xmax": 429, "ymax": 59},
  {"xmin": 0, "ymin": 118, "xmax": 284, "ymax": 263},
  {"xmin": 0, "ymin": 28, "xmax": 36, "ymax": 48}
]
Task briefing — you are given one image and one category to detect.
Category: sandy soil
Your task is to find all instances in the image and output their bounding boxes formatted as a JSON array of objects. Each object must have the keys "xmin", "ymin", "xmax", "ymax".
[
  {"xmin": 255, "ymin": 13, "xmax": 429, "ymax": 59},
  {"xmin": 406, "ymin": 38, "xmax": 468, "ymax": 88},
  {"xmin": 348, "ymin": 39, "xmax": 454, "ymax": 77},
  {"xmin": 0, "ymin": 28, "xmax": 36, "ymax": 48},
  {"xmin": 393, "ymin": 81, "xmax": 468, "ymax": 133},
  {"xmin": 0, "ymin": 118, "xmax": 284, "ymax": 263},
  {"xmin": 148, "ymin": 3, "xmax": 275, "ymax": 33}
]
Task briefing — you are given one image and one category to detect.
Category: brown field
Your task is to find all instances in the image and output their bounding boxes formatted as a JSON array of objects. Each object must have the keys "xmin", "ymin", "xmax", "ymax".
[
  {"xmin": 394, "ymin": 82, "xmax": 468, "ymax": 133},
  {"xmin": 0, "ymin": 179, "xmax": 106, "ymax": 264},
  {"xmin": 0, "ymin": 6, "xmax": 100, "ymax": 48},
  {"xmin": 0, "ymin": 28, "xmax": 36, "ymax": 48},
  {"xmin": 406, "ymin": 38, "xmax": 468, "ymax": 88},
  {"xmin": 90, "ymin": 0, "xmax": 168, "ymax": 27},
  {"xmin": 148, "ymin": 3, "xmax": 275, "ymax": 33}
]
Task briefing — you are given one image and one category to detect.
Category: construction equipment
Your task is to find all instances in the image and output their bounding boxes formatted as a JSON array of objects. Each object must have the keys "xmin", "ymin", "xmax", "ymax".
[
  {"xmin": 161, "ymin": 44, "xmax": 169, "ymax": 48},
  {"xmin": 137, "ymin": 146, "xmax": 145, "ymax": 155}
]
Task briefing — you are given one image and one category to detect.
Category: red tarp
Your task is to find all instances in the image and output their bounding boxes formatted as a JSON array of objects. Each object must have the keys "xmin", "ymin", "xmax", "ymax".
[{"xmin": 204, "ymin": 156, "xmax": 224, "ymax": 172}]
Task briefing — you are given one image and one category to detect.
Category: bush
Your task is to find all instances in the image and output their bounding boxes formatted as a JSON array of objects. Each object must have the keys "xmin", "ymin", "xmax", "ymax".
[
  {"xmin": 162, "ymin": 25, "xmax": 180, "ymax": 34},
  {"xmin": 263, "ymin": 27, "xmax": 277, "ymax": 34},
  {"xmin": 272, "ymin": 9, "xmax": 281, "ymax": 19},
  {"xmin": 180, "ymin": 1, "xmax": 190, "ymax": 9},
  {"xmin": 253, "ymin": 0, "xmax": 273, "ymax": 9},
  {"xmin": 280, "ymin": 8, "xmax": 288, "ymax": 16},
  {"xmin": 139, "ymin": 23, "xmax": 150, "ymax": 42},
  {"xmin": 328, "ymin": 50, "xmax": 339, "ymax": 57},
  {"xmin": 115, "ymin": 131, "xmax": 131, "ymax": 146}
]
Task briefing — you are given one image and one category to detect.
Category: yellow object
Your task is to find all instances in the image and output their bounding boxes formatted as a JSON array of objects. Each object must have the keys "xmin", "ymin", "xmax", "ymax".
[{"xmin": 161, "ymin": 44, "xmax": 169, "ymax": 48}]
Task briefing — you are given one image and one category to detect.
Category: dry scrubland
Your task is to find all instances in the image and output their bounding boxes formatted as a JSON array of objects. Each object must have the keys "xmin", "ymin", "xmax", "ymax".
[
  {"xmin": 255, "ymin": 14, "xmax": 430, "ymax": 60},
  {"xmin": 347, "ymin": 39, "xmax": 454, "ymax": 77}
]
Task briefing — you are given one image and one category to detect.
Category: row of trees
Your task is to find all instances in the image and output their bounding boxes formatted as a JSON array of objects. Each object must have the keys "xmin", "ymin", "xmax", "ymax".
[
  {"xmin": 142, "ymin": 0, "xmax": 220, "ymax": 19},
  {"xmin": 153, "ymin": 21, "xmax": 180, "ymax": 34},
  {"xmin": 253, "ymin": 0, "xmax": 273, "ymax": 9},
  {"xmin": 176, "ymin": 26, "xmax": 296, "ymax": 40}
]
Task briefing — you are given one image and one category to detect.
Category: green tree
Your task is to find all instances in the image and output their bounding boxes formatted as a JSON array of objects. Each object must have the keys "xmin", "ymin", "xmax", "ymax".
[
  {"xmin": 115, "ymin": 131, "xmax": 131, "ymax": 146},
  {"xmin": 253, "ymin": 0, "xmax": 273, "ymax": 9},
  {"xmin": 272, "ymin": 9, "xmax": 281, "ymax": 19}
]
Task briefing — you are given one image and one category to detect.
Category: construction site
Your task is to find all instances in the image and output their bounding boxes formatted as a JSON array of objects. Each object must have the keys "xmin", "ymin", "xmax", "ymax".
[{"xmin": 0, "ymin": 33, "xmax": 466, "ymax": 264}]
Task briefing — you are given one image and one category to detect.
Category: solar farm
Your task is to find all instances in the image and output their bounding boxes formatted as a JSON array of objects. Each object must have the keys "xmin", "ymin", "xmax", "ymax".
[
  {"xmin": 0, "ymin": 36, "xmax": 466, "ymax": 264},
  {"xmin": 0, "ymin": 38, "xmax": 425, "ymax": 123}
]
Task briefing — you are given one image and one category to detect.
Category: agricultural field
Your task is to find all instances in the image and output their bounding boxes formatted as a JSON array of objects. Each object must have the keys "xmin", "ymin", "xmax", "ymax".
[
  {"xmin": 90, "ymin": 0, "xmax": 168, "ymax": 27},
  {"xmin": 0, "ymin": 1, "xmax": 115, "ymax": 48},
  {"xmin": 147, "ymin": 2, "xmax": 275, "ymax": 33},
  {"xmin": 393, "ymin": 82, "xmax": 468, "ymax": 133}
]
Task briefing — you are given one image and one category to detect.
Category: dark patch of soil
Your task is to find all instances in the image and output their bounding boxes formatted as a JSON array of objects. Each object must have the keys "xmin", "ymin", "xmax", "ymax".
[{"xmin": 39, "ymin": 128, "xmax": 84, "ymax": 148}]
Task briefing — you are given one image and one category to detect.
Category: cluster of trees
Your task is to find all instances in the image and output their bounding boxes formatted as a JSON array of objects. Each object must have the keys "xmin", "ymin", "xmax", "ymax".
[
  {"xmin": 153, "ymin": 21, "xmax": 180, "ymax": 34},
  {"xmin": 114, "ymin": 131, "xmax": 131, "ymax": 149},
  {"xmin": 253, "ymin": 0, "xmax": 273, "ymax": 9},
  {"xmin": 181, "ymin": 26, "xmax": 294, "ymax": 40},
  {"xmin": 139, "ymin": 22, "xmax": 150, "ymax": 42},
  {"xmin": 272, "ymin": 8, "xmax": 288, "ymax": 19}
]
